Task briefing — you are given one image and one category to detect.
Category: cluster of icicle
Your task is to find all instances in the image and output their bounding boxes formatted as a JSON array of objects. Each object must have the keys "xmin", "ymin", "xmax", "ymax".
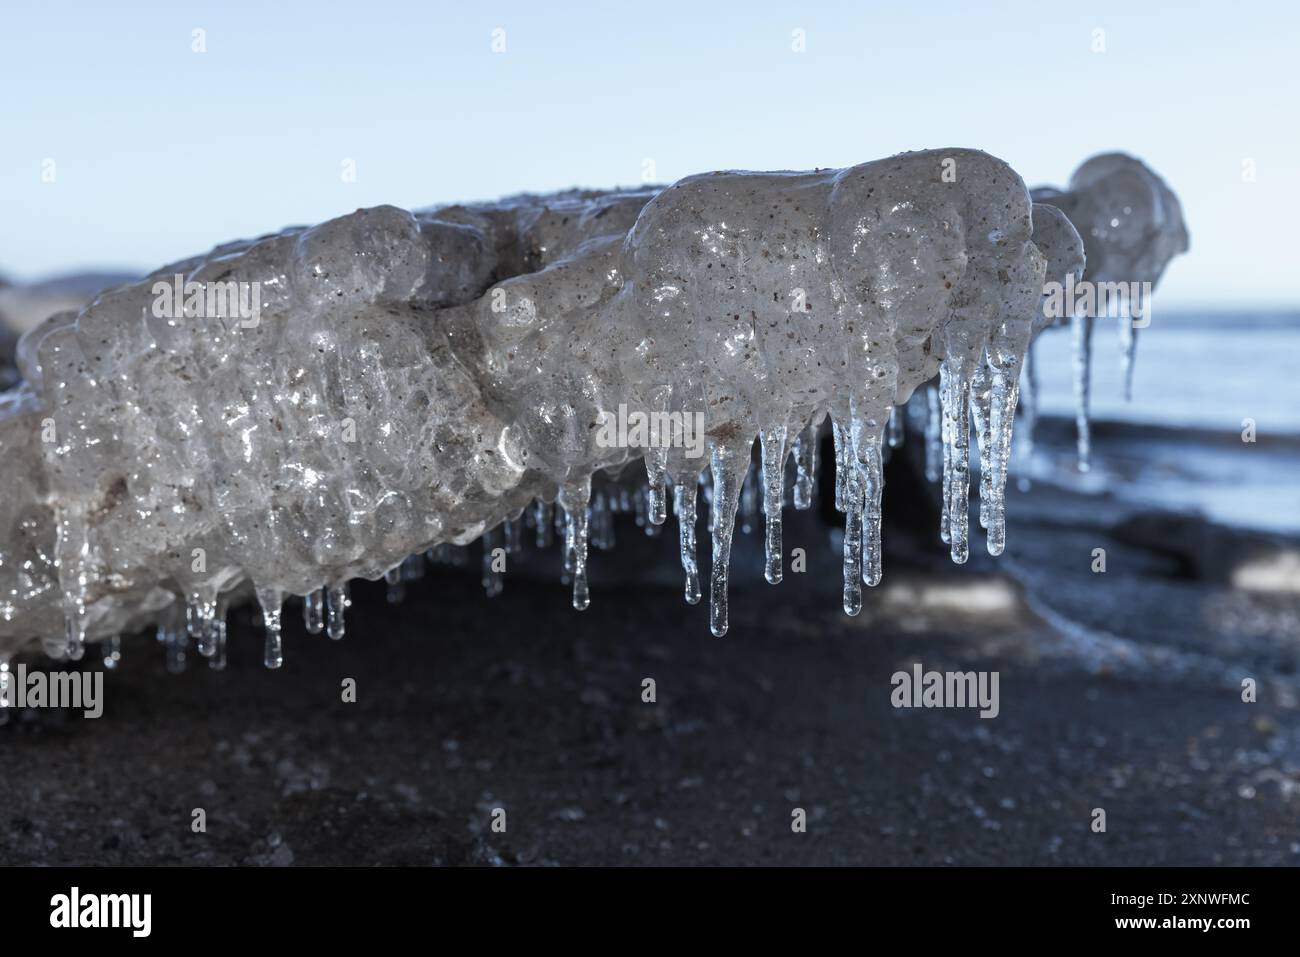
[
  {"xmin": 1025, "ymin": 154, "xmax": 1189, "ymax": 471},
  {"xmin": 0, "ymin": 147, "xmax": 1146, "ymax": 674}
]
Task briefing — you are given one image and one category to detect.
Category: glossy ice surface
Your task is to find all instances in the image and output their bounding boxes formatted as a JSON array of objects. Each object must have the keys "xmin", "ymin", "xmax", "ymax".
[{"xmin": 0, "ymin": 148, "xmax": 1091, "ymax": 661}]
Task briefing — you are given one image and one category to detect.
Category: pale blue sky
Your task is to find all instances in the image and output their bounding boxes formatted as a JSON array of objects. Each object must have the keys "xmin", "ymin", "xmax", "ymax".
[{"xmin": 1, "ymin": 0, "xmax": 1297, "ymax": 307}]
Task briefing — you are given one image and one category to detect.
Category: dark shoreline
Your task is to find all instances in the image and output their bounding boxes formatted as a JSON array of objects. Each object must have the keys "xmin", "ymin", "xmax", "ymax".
[{"xmin": 2, "ymin": 418, "xmax": 1297, "ymax": 866}]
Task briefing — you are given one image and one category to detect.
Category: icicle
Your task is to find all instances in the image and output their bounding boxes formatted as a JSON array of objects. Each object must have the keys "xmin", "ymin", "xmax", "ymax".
[
  {"xmin": 1016, "ymin": 340, "xmax": 1038, "ymax": 491},
  {"xmin": 400, "ymin": 553, "xmax": 426, "ymax": 581},
  {"xmin": 643, "ymin": 485, "xmax": 662, "ymax": 538},
  {"xmin": 985, "ymin": 366, "xmax": 1021, "ymax": 557},
  {"xmin": 188, "ymin": 591, "xmax": 218, "ymax": 656},
  {"xmin": 1071, "ymin": 310, "xmax": 1094, "ymax": 472},
  {"xmin": 673, "ymin": 478, "xmax": 701, "ymax": 605},
  {"xmin": 940, "ymin": 356, "xmax": 972, "ymax": 564},
  {"xmin": 590, "ymin": 491, "xmax": 609, "ymax": 550},
  {"xmin": 208, "ymin": 595, "xmax": 228, "ymax": 671},
  {"xmin": 971, "ymin": 360, "xmax": 994, "ymax": 531},
  {"xmin": 924, "ymin": 384, "xmax": 942, "ymax": 483},
  {"xmin": 326, "ymin": 583, "xmax": 348, "ymax": 640},
  {"xmin": 645, "ymin": 447, "xmax": 669, "ymax": 527},
  {"xmin": 384, "ymin": 564, "xmax": 405, "ymax": 604},
  {"xmin": 1117, "ymin": 305, "xmax": 1138, "ymax": 402},
  {"xmin": 101, "ymin": 635, "xmax": 122, "ymax": 669},
  {"xmin": 708, "ymin": 446, "xmax": 742, "ymax": 637},
  {"xmin": 861, "ymin": 431, "xmax": 885, "ymax": 587},
  {"xmin": 52, "ymin": 503, "xmax": 93, "ymax": 661},
  {"xmin": 555, "ymin": 499, "xmax": 570, "ymax": 557},
  {"xmin": 831, "ymin": 421, "xmax": 851, "ymax": 512},
  {"xmin": 633, "ymin": 487, "xmax": 648, "ymax": 529},
  {"xmin": 256, "ymin": 585, "xmax": 284, "ymax": 669},
  {"xmin": 939, "ymin": 387, "xmax": 952, "ymax": 546},
  {"xmin": 792, "ymin": 419, "xmax": 819, "ymax": 510},
  {"xmin": 161, "ymin": 605, "xmax": 187, "ymax": 674},
  {"xmin": 62, "ymin": 619, "xmax": 85, "ymax": 661},
  {"xmin": 644, "ymin": 386, "xmax": 672, "ymax": 526},
  {"xmin": 560, "ymin": 478, "xmax": 592, "ymax": 610},
  {"xmin": 533, "ymin": 499, "xmax": 554, "ymax": 549},
  {"xmin": 558, "ymin": 506, "xmax": 574, "ymax": 584},
  {"xmin": 165, "ymin": 631, "xmax": 187, "ymax": 673},
  {"xmin": 841, "ymin": 469, "xmax": 864, "ymax": 616},
  {"xmin": 504, "ymin": 517, "xmax": 523, "ymax": 554},
  {"xmin": 759, "ymin": 425, "xmax": 787, "ymax": 584},
  {"xmin": 887, "ymin": 405, "xmax": 904, "ymax": 449},
  {"xmin": 303, "ymin": 588, "xmax": 325, "ymax": 635},
  {"xmin": 481, "ymin": 526, "xmax": 503, "ymax": 597}
]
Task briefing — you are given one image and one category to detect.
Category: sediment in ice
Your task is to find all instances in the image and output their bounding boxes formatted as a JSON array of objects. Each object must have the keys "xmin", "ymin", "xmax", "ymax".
[{"xmin": 0, "ymin": 149, "xmax": 1076, "ymax": 657}]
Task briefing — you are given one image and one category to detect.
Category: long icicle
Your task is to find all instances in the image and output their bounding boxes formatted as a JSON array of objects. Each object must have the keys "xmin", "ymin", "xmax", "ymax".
[
  {"xmin": 861, "ymin": 430, "xmax": 885, "ymax": 588},
  {"xmin": 708, "ymin": 446, "xmax": 742, "ymax": 637},
  {"xmin": 759, "ymin": 425, "xmax": 787, "ymax": 584},
  {"xmin": 161, "ymin": 603, "xmax": 187, "ymax": 673},
  {"xmin": 560, "ymin": 477, "xmax": 592, "ymax": 611},
  {"xmin": 940, "ymin": 356, "xmax": 972, "ymax": 564},
  {"xmin": 644, "ymin": 387, "xmax": 671, "ymax": 526},
  {"xmin": 831, "ymin": 420, "xmax": 851, "ymax": 513},
  {"xmin": 842, "ymin": 467, "xmax": 864, "ymax": 616},
  {"xmin": 924, "ymin": 383, "xmax": 943, "ymax": 483},
  {"xmin": 792, "ymin": 418, "xmax": 819, "ymax": 510},
  {"xmin": 533, "ymin": 499, "xmax": 554, "ymax": 549},
  {"xmin": 939, "ymin": 381, "xmax": 952, "ymax": 546},
  {"xmin": 504, "ymin": 517, "xmax": 522, "ymax": 554},
  {"xmin": 887, "ymin": 405, "xmax": 904, "ymax": 449},
  {"xmin": 303, "ymin": 587, "xmax": 325, "ymax": 635},
  {"xmin": 673, "ymin": 477, "xmax": 702, "ymax": 605},
  {"xmin": 52, "ymin": 503, "xmax": 92, "ymax": 661},
  {"xmin": 970, "ymin": 359, "xmax": 994, "ymax": 532},
  {"xmin": 1016, "ymin": 340, "xmax": 1038, "ymax": 491},
  {"xmin": 1118, "ymin": 300, "xmax": 1139, "ymax": 402},
  {"xmin": 985, "ymin": 366, "xmax": 1021, "ymax": 556},
  {"xmin": 481, "ymin": 526, "xmax": 503, "ymax": 597},
  {"xmin": 1071, "ymin": 310, "xmax": 1094, "ymax": 471}
]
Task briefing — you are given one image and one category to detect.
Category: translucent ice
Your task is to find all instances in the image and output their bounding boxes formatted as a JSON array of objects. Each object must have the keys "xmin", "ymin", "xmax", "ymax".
[
  {"xmin": 0, "ymin": 149, "xmax": 1080, "ymax": 654},
  {"xmin": 1032, "ymin": 154, "xmax": 1189, "ymax": 468}
]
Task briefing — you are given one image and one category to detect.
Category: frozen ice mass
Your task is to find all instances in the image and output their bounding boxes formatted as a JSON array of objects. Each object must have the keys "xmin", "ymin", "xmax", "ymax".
[{"xmin": 0, "ymin": 148, "xmax": 1187, "ymax": 666}]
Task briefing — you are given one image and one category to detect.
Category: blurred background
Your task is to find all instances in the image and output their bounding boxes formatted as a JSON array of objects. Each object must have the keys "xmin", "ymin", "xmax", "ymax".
[{"xmin": 1, "ymin": 1, "xmax": 1298, "ymax": 866}]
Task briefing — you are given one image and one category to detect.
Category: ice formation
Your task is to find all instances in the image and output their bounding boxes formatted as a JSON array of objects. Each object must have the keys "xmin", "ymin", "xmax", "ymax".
[
  {"xmin": 0, "ymin": 148, "xmax": 1091, "ymax": 667},
  {"xmin": 1029, "ymin": 154, "xmax": 1189, "ymax": 469}
]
